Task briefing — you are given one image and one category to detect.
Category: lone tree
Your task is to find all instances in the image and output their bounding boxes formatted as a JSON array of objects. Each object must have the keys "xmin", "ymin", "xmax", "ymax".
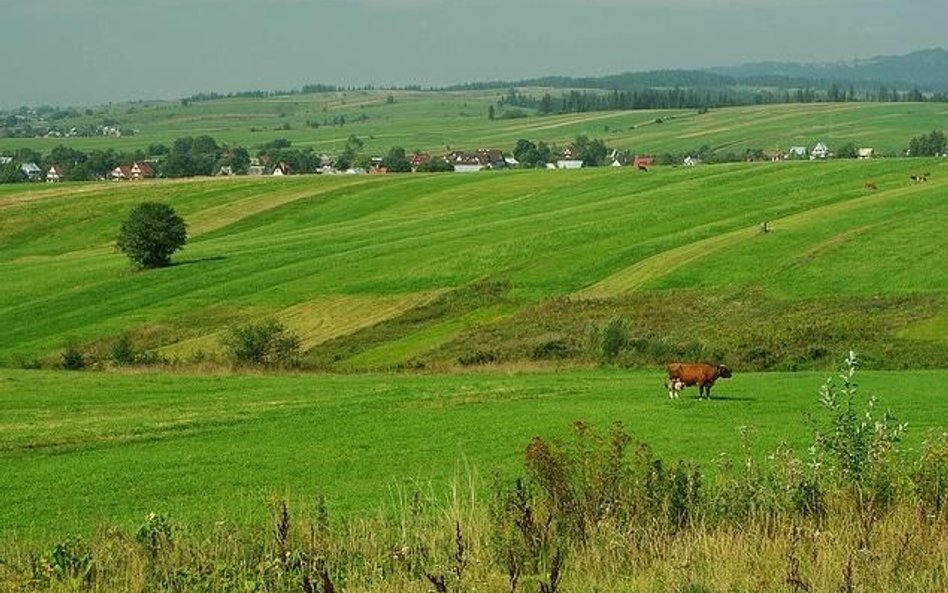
[{"xmin": 117, "ymin": 202, "xmax": 187, "ymax": 268}]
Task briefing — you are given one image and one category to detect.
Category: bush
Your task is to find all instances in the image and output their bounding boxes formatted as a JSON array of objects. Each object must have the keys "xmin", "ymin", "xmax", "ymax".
[
  {"xmin": 109, "ymin": 334, "xmax": 137, "ymax": 366},
  {"xmin": 811, "ymin": 351, "xmax": 906, "ymax": 488},
  {"xmin": 457, "ymin": 349, "xmax": 499, "ymax": 366},
  {"xmin": 61, "ymin": 345, "xmax": 86, "ymax": 370},
  {"xmin": 109, "ymin": 334, "xmax": 165, "ymax": 366},
  {"xmin": 221, "ymin": 319, "xmax": 301, "ymax": 368},
  {"xmin": 599, "ymin": 316, "xmax": 628, "ymax": 360},
  {"xmin": 116, "ymin": 202, "xmax": 187, "ymax": 269},
  {"xmin": 530, "ymin": 340, "xmax": 572, "ymax": 360}
]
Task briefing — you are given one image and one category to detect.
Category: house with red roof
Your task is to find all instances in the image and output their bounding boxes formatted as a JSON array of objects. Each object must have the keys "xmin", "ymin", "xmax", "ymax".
[
  {"xmin": 110, "ymin": 165, "xmax": 132, "ymax": 181},
  {"xmin": 130, "ymin": 161, "xmax": 155, "ymax": 180}
]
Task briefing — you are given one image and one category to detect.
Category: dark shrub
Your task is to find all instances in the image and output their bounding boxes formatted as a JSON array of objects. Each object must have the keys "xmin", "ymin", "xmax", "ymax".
[
  {"xmin": 61, "ymin": 345, "xmax": 86, "ymax": 370},
  {"xmin": 599, "ymin": 317, "xmax": 628, "ymax": 360},
  {"xmin": 458, "ymin": 350, "xmax": 499, "ymax": 366},
  {"xmin": 110, "ymin": 334, "xmax": 137, "ymax": 365},
  {"xmin": 531, "ymin": 340, "xmax": 572, "ymax": 360}
]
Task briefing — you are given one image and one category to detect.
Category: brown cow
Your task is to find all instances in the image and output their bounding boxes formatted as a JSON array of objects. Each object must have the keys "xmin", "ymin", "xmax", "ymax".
[{"xmin": 666, "ymin": 362, "xmax": 732, "ymax": 399}]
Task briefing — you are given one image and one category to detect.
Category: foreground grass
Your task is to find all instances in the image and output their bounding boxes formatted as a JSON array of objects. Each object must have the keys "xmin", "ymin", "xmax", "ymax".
[
  {"xmin": 2, "ymin": 368, "xmax": 945, "ymax": 542},
  {"xmin": 2, "ymin": 493, "xmax": 944, "ymax": 593},
  {"xmin": 1, "ymin": 365, "xmax": 945, "ymax": 592}
]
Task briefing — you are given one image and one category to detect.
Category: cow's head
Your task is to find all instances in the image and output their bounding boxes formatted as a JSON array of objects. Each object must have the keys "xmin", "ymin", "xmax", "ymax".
[{"xmin": 717, "ymin": 364, "xmax": 732, "ymax": 378}]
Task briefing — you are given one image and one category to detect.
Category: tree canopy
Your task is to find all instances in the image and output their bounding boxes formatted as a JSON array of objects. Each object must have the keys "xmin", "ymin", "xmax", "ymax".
[{"xmin": 116, "ymin": 202, "xmax": 187, "ymax": 269}]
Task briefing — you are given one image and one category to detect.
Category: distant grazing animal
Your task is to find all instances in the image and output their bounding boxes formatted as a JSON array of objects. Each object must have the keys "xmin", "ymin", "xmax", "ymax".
[
  {"xmin": 864, "ymin": 181, "xmax": 877, "ymax": 190},
  {"xmin": 666, "ymin": 362, "xmax": 733, "ymax": 399},
  {"xmin": 910, "ymin": 174, "xmax": 928, "ymax": 183},
  {"xmin": 638, "ymin": 165, "xmax": 649, "ymax": 172}
]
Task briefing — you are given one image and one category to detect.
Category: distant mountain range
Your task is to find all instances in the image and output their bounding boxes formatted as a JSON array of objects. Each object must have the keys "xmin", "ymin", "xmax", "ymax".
[
  {"xmin": 448, "ymin": 48, "xmax": 948, "ymax": 93},
  {"xmin": 708, "ymin": 48, "xmax": 948, "ymax": 91}
]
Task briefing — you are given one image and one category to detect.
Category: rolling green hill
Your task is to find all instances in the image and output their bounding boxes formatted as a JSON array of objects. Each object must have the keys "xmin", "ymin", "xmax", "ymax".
[
  {"xmin": 1, "ymin": 158, "xmax": 945, "ymax": 371},
  {"xmin": 2, "ymin": 93, "xmax": 945, "ymax": 159}
]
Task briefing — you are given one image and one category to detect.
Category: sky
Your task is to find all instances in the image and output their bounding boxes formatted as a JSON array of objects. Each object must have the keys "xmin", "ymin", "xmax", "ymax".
[{"xmin": 2, "ymin": 0, "xmax": 946, "ymax": 108}]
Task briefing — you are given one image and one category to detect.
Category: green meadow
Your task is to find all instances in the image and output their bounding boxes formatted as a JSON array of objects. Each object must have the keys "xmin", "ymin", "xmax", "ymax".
[
  {"xmin": 2, "ymin": 91, "xmax": 945, "ymax": 157},
  {"xmin": 1, "ymin": 151, "xmax": 946, "ymax": 548},
  {"xmin": 2, "ymin": 367, "xmax": 945, "ymax": 540}
]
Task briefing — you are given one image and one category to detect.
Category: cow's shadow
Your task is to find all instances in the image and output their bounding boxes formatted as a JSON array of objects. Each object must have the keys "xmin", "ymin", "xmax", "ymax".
[{"xmin": 701, "ymin": 395, "xmax": 756, "ymax": 402}]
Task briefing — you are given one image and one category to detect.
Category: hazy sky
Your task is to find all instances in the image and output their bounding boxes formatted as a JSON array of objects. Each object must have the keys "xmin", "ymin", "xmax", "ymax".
[{"xmin": 3, "ymin": 0, "xmax": 945, "ymax": 108}]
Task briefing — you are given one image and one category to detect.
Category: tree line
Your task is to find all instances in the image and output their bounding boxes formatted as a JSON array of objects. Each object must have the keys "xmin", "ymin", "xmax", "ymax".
[
  {"xmin": 496, "ymin": 85, "xmax": 948, "ymax": 116},
  {"xmin": 2, "ymin": 128, "xmax": 944, "ymax": 184}
]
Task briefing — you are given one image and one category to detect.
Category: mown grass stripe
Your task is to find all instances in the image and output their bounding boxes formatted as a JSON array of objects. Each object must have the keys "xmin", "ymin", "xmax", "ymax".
[{"xmin": 577, "ymin": 177, "xmax": 947, "ymax": 298}]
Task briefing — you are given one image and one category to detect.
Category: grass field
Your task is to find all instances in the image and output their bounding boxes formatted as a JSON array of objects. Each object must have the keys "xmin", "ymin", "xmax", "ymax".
[
  {"xmin": 2, "ymin": 144, "xmax": 947, "ymax": 554},
  {"xmin": 2, "ymin": 367, "xmax": 945, "ymax": 540},
  {"xmin": 0, "ymin": 158, "xmax": 945, "ymax": 371},
  {"xmin": 2, "ymin": 91, "xmax": 946, "ymax": 158}
]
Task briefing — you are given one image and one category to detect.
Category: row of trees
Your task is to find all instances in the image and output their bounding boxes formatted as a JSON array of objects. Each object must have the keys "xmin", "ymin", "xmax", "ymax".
[
  {"xmin": 3, "ymin": 127, "xmax": 943, "ymax": 184},
  {"xmin": 160, "ymin": 136, "xmax": 250, "ymax": 177},
  {"xmin": 513, "ymin": 136, "xmax": 614, "ymax": 168},
  {"xmin": 907, "ymin": 129, "xmax": 947, "ymax": 156},
  {"xmin": 496, "ymin": 85, "xmax": 948, "ymax": 116}
]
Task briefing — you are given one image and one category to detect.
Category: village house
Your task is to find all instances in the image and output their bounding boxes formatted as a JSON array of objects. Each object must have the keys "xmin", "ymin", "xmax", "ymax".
[
  {"xmin": 452, "ymin": 157, "xmax": 484, "ymax": 173},
  {"xmin": 317, "ymin": 155, "xmax": 336, "ymax": 174},
  {"xmin": 787, "ymin": 146, "xmax": 808, "ymax": 159},
  {"xmin": 857, "ymin": 147, "xmax": 874, "ymax": 159},
  {"xmin": 271, "ymin": 162, "xmax": 290, "ymax": 176},
  {"xmin": 20, "ymin": 162, "xmax": 43, "ymax": 181},
  {"xmin": 448, "ymin": 149, "xmax": 507, "ymax": 173},
  {"xmin": 555, "ymin": 146, "xmax": 584, "ymax": 169},
  {"xmin": 766, "ymin": 150, "xmax": 785, "ymax": 162},
  {"xmin": 109, "ymin": 162, "xmax": 156, "ymax": 181},
  {"xmin": 408, "ymin": 153, "xmax": 431, "ymax": 171},
  {"xmin": 555, "ymin": 157, "xmax": 584, "ymax": 169},
  {"xmin": 247, "ymin": 158, "xmax": 267, "ymax": 176},
  {"xmin": 46, "ymin": 165, "xmax": 67, "ymax": 182},
  {"xmin": 683, "ymin": 155, "xmax": 699, "ymax": 166},
  {"xmin": 810, "ymin": 142, "xmax": 831, "ymax": 159},
  {"xmin": 110, "ymin": 165, "xmax": 132, "ymax": 180},
  {"xmin": 130, "ymin": 161, "xmax": 155, "ymax": 180},
  {"xmin": 477, "ymin": 149, "xmax": 507, "ymax": 169}
]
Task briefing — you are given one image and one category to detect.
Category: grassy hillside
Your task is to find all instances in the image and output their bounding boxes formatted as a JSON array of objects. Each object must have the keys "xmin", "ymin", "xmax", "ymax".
[
  {"xmin": 1, "ymin": 158, "xmax": 945, "ymax": 371},
  {"xmin": 2, "ymin": 92, "xmax": 945, "ymax": 158},
  {"xmin": 2, "ymin": 367, "xmax": 945, "ymax": 538}
]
